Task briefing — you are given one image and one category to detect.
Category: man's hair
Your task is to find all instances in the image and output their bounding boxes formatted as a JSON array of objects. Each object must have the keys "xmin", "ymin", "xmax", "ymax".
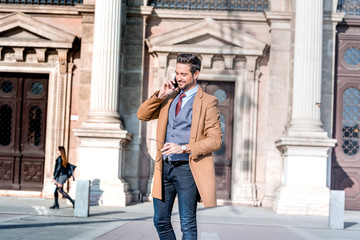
[{"xmin": 176, "ymin": 53, "xmax": 201, "ymax": 74}]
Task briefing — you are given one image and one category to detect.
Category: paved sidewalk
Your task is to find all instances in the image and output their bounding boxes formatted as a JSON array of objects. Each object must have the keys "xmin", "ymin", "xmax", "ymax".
[{"xmin": 0, "ymin": 196, "xmax": 359, "ymax": 240}]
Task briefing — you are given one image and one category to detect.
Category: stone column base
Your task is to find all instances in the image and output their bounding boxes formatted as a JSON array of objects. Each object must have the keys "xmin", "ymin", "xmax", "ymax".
[
  {"xmin": 274, "ymin": 186, "xmax": 330, "ymax": 216},
  {"xmin": 90, "ymin": 179, "xmax": 132, "ymax": 206},
  {"xmin": 231, "ymin": 182, "xmax": 258, "ymax": 206},
  {"xmin": 274, "ymin": 136, "xmax": 336, "ymax": 216},
  {"xmin": 74, "ymin": 127, "xmax": 133, "ymax": 207}
]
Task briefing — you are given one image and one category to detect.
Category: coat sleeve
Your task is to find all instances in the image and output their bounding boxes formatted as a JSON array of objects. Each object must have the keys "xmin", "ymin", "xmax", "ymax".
[
  {"xmin": 53, "ymin": 157, "xmax": 62, "ymax": 179},
  {"xmin": 137, "ymin": 91, "xmax": 165, "ymax": 121},
  {"xmin": 190, "ymin": 97, "xmax": 223, "ymax": 160}
]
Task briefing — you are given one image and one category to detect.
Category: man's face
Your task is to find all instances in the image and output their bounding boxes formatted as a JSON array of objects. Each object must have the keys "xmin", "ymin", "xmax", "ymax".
[{"xmin": 175, "ymin": 63, "xmax": 199, "ymax": 92}]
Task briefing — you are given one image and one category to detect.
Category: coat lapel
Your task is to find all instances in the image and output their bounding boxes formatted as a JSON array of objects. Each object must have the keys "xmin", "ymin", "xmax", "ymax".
[
  {"xmin": 190, "ymin": 86, "xmax": 203, "ymax": 143},
  {"xmin": 158, "ymin": 90, "xmax": 179, "ymax": 143}
]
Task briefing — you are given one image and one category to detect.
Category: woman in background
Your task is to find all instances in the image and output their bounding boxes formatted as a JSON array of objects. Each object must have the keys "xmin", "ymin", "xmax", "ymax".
[{"xmin": 49, "ymin": 146, "xmax": 75, "ymax": 209}]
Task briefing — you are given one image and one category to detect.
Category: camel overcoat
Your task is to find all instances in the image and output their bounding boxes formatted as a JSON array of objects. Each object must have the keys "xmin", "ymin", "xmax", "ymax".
[{"xmin": 137, "ymin": 87, "xmax": 222, "ymax": 207}]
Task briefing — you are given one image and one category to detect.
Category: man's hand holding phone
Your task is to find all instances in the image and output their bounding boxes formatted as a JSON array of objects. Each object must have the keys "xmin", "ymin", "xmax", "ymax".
[{"xmin": 158, "ymin": 77, "xmax": 178, "ymax": 99}]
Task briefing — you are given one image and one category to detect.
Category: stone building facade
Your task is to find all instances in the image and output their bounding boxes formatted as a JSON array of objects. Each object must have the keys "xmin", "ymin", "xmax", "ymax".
[{"xmin": 0, "ymin": 0, "xmax": 359, "ymax": 215}]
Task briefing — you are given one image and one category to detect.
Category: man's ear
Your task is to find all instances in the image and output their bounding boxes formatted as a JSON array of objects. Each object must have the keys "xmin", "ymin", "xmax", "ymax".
[{"xmin": 194, "ymin": 70, "xmax": 200, "ymax": 80}]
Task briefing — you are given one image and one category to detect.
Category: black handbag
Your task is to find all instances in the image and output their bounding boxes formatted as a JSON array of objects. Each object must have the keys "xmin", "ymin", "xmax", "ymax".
[{"xmin": 67, "ymin": 163, "xmax": 77, "ymax": 180}]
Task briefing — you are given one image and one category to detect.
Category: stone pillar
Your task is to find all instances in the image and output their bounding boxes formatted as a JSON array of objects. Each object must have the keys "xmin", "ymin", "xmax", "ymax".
[
  {"xmin": 74, "ymin": 0, "xmax": 133, "ymax": 207},
  {"xmin": 262, "ymin": 10, "xmax": 292, "ymax": 208},
  {"xmin": 86, "ymin": 0, "xmax": 123, "ymax": 126},
  {"xmin": 231, "ymin": 56, "xmax": 260, "ymax": 206},
  {"xmin": 275, "ymin": 0, "xmax": 336, "ymax": 216}
]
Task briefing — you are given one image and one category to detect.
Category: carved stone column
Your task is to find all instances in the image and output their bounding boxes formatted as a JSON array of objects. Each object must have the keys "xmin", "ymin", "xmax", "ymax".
[
  {"xmin": 262, "ymin": 10, "xmax": 292, "ymax": 209},
  {"xmin": 74, "ymin": 0, "xmax": 133, "ymax": 207},
  {"xmin": 274, "ymin": 0, "xmax": 336, "ymax": 216},
  {"xmin": 231, "ymin": 56, "xmax": 260, "ymax": 205}
]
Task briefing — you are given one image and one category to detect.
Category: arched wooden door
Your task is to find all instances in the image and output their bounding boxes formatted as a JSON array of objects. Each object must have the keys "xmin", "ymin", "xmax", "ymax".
[
  {"xmin": 0, "ymin": 73, "xmax": 48, "ymax": 191},
  {"xmin": 199, "ymin": 81, "xmax": 234, "ymax": 200},
  {"xmin": 332, "ymin": 19, "xmax": 360, "ymax": 210}
]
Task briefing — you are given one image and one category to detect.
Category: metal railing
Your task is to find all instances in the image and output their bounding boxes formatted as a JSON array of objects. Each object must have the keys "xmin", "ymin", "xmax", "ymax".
[
  {"xmin": 150, "ymin": 0, "xmax": 269, "ymax": 12},
  {"xmin": 337, "ymin": 0, "xmax": 360, "ymax": 16},
  {"xmin": 0, "ymin": 0, "xmax": 83, "ymax": 5}
]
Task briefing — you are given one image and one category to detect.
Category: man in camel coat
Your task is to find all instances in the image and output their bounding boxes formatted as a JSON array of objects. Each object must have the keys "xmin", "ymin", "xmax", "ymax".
[{"xmin": 137, "ymin": 53, "xmax": 222, "ymax": 240}]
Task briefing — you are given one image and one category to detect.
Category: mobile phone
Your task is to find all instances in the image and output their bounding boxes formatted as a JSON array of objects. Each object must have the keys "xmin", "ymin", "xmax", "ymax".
[{"xmin": 172, "ymin": 77, "xmax": 178, "ymax": 88}]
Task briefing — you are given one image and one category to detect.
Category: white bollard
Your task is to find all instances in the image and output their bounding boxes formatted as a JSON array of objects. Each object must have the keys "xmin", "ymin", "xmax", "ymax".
[
  {"xmin": 329, "ymin": 190, "xmax": 345, "ymax": 230},
  {"xmin": 74, "ymin": 180, "xmax": 91, "ymax": 218}
]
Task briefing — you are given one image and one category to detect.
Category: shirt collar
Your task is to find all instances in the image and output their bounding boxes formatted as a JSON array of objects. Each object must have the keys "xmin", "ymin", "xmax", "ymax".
[{"xmin": 181, "ymin": 84, "xmax": 198, "ymax": 98}]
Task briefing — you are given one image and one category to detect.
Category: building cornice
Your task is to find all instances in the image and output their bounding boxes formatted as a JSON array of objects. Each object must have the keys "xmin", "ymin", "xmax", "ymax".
[
  {"xmin": 150, "ymin": 9, "xmax": 267, "ymax": 22},
  {"xmin": 323, "ymin": 12, "xmax": 345, "ymax": 24},
  {"xmin": 265, "ymin": 11, "xmax": 291, "ymax": 21},
  {"xmin": 0, "ymin": 4, "xmax": 82, "ymax": 16},
  {"xmin": 127, "ymin": 6, "xmax": 154, "ymax": 17}
]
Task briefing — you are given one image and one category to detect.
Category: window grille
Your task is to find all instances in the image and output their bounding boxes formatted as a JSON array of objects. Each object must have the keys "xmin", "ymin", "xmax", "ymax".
[
  {"xmin": 150, "ymin": 0, "xmax": 269, "ymax": 12},
  {"xmin": 337, "ymin": 0, "xmax": 360, "ymax": 16},
  {"xmin": 342, "ymin": 87, "xmax": 360, "ymax": 156},
  {"xmin": 0, "ymin": 0, "xmax": 83, "ymax": 6}
]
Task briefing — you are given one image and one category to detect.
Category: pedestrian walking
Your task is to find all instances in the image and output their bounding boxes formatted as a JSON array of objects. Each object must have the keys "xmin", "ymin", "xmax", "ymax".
[{"xmin": 49, "ymin": 146, "xmax": 75, "ymax": 209}]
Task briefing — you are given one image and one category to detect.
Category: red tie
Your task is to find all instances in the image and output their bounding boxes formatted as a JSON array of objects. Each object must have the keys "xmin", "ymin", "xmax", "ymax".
[{"xmin": 175, "ymin": 93, "xmax": 186, "ymax": 117}]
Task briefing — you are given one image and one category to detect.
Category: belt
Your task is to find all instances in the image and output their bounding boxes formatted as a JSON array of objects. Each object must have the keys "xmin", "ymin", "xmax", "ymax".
[{"xmin": 164, "ymin": 158, "xmax": 189, "ymax": 167}]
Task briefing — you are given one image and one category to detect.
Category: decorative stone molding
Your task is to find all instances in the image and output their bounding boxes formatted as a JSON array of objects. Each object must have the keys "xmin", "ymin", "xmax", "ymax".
[
  {"xmin": 246, "ymin": 56, "xmax": 258, "ymax": 73},
  {"xmin": 0, "ymin": 12, "xmax": 76, "ymax": 74},
  {"xmin": 0, "ymin": 12, "xmax": 75, "ymax": 48},
  {"xmin": 13, "ymin": 47, "xmax": 24, "ymax": 62},
  {"xmin": 145, "ymin": 18, "xmax": 267, "ymax": 57},
  {"xmin": 157, "ymin": 52, "xmax": 169, "ymax": 69},
  {"xmin": 35, "ymin": 48, "xmax": 47, "ymax": 62},
  {"xmin": 323, "ymin": 12, "xmax": 345, "ymax": 24},
  {"xmin": 67, "ymin": 62, "xmax": 75, "ymax": 73},
  {"xmin": 145, "ymin": 18, "xmax": 268, "ymax": 81},
  {"xmin": 201, "ymin": 54, "xmax": 214, "ymax": 69},
  {"xmin": 223, "ymin": 55, "xmax": 235, "ymax": 69},
  {"xmin": 56, "ymin": 49, "xmax": 68, "ymax": 74},
  {"xmin": 126, "ymin": 6, "xmax": 154, "ymax": 17}
]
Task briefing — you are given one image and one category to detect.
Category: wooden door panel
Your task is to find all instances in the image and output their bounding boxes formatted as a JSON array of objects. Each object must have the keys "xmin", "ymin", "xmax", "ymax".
[
  {"xmin": 22, "ymin": 102, "xmax": 47, "ymax": 155},
  {"xmin": 20, "ymin": 157, "xmax": 44, "ymax": 191},
  {"xmin": 22, "ymin": 77, "xmax": 48, "ymax": 155},
  {"xmin": 332, "ymin": 22, "xmax": 360, "ymax": 210},
  {"xmin": 199, "ymin": 81, "xmax": 234, "ymax": 199},
  {"xmin": 0, "ymin": 76, "xmax": 20, "ymax": 155},
  {"xmin": 332, "ymin": 166, "xmax": 360, "ymax": 209},
  {"xmin": 0, "ymin": 157, "xmax": 13, "ymax": 182},
  {"xmin": 0, "ymin": 101, "xmax": 17, "ymax": 153},
  {"xmin": 0, "ymin": 73, "xmax": 48, "ymax": 191},
  {"xmin": 334, "ymin": 80, "xmax": 360, "ymax": 164}
]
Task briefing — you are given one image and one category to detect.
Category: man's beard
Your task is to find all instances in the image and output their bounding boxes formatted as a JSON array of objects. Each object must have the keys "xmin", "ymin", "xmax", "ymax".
[{"xmin": 179, "ymin": 79, "xmax": 196, "ymax": 92}]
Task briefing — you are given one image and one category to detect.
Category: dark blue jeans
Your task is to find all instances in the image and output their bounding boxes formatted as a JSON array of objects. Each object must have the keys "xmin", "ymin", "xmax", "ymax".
[{"xmin": 153, "ymin": 161, "xmax": 198, "ymax": 240}]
